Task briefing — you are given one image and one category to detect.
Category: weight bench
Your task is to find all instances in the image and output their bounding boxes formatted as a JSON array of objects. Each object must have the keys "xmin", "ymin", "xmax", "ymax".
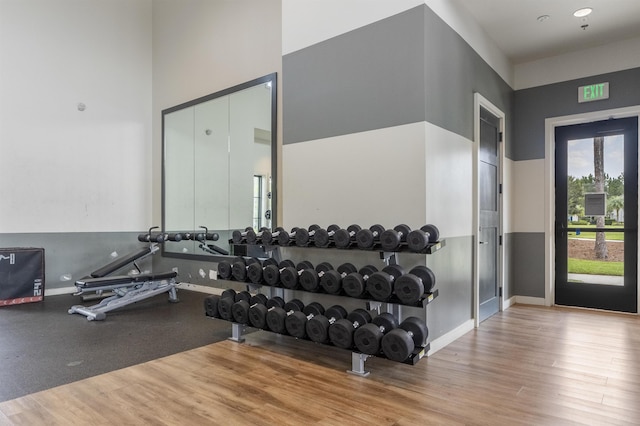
[{"xmin": 68, "ymin": 271, "xmax": 179, "ymax": 321}]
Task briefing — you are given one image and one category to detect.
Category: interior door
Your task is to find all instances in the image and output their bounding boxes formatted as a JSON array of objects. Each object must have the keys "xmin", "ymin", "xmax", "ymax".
[
  {"xmin": 555, "ymin": 117, "xmax": 638, "ymax": 313},
  {"xmin": 479, "ymin": 106, "xmax": 501, "ymax": 322}
]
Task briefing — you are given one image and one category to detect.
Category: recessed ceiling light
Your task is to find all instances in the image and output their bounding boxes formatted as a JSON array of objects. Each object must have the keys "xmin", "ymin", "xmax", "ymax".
[
  {"xmin": 537, "ymin": 15, "xmax": 550, "ymax": 22},
  {"xmin": 573, "ymin": 7, "xmax": 593, "ymax": 18}
]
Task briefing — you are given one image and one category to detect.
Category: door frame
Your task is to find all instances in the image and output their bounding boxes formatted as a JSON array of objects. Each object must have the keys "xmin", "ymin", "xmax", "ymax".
[
  {"xmin": 544, "ymin": 106, "xmax": 640, "ymax": 310},
  {"xmin": 473, "ymin": 93, "xmax": 505, "ymax": 327}
]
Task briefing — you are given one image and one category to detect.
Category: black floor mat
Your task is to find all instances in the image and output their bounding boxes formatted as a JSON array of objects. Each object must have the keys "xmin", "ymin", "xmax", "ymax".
[{"xmin": 0, "ymin": 289, "xmax": 232, "ymax": 402}]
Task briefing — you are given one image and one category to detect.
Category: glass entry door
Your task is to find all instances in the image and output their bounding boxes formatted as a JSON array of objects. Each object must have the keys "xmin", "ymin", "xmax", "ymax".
[{"xmin": 555, "ymin": 117, "xmax": 638, "ymax": 313}]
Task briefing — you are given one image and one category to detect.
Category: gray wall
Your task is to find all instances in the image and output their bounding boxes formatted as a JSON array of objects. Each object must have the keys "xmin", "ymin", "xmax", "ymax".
[
  {"xmin": 1, "ymin": 232, "xmax": 161, "ymax": 292},
  {"xmin": 284, "ymin": 5, "xmax": 513, "ymax": 146},
  {"xmin": 514, "ymin": 67, "xmax": 640, "ymax": 161}
]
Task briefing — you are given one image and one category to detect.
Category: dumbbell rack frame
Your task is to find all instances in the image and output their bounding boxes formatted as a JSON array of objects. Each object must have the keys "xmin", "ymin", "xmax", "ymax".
[{"xmin": 220, "ymin": 229, "xmax": 444, "ymax": 376}]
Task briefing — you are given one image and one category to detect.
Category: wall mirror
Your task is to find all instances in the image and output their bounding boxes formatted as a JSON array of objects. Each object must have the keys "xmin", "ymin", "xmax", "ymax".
[{"xmin": 162, "ymin": 73, "xmax": 277, "ymax": 260}]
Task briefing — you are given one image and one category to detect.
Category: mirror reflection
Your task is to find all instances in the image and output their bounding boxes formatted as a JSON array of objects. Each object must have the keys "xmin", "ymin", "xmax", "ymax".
[{"xmin": 162, "ymin": 74, "xmax": 276, "ymax": 259}]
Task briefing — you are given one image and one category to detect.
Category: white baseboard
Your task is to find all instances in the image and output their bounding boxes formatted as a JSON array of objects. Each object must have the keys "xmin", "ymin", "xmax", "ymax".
[
  {"xmin": 514, "ymin": 296, "xmax": 546, "ymax": 306},
  {"xmin": 177, "ymin": 283, "xmax": 223, "ymax": 295},
  {"xmin": 503, "ymin": 296, "xmax": 516, "ymax": 310},
  {"xmin": 427, "ymin": 319, "xmax": 474, "ymax": 356}
]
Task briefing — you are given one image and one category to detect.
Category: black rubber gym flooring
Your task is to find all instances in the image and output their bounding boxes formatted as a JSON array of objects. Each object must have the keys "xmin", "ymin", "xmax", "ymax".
[{"xmin": 0, "ymin": 289, "xmax": 232, "ymax": 402}]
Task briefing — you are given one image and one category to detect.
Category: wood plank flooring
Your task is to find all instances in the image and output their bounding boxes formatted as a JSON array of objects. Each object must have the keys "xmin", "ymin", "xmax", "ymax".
[{"xmin": 1, "ymin": 304, "xmax": 639, "ymax": 425}]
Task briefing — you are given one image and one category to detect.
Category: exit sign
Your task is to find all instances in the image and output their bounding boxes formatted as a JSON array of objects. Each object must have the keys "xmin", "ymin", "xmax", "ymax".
[{"xmin": 578, "ymin": 82, "xmax": 609, "ymax": 103}]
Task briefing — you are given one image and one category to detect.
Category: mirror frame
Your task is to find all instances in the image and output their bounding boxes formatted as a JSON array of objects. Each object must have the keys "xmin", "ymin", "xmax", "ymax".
[{"xmin": 161, "ymin": 73, "xmax": 277, "ymax": 261}]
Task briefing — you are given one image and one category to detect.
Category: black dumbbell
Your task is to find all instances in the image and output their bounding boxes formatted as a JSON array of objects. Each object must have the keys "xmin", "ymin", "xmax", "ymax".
[
  {"xmin": 407, "ymin": 224, "xmax": 440, "ymax": 252},
  {"xmin": 204, "ymin": 294, "xmax": 220, "ymax": 318},
  {"xmin": 232, "ymin": 257, "xmax": 262, "ymax": 282},
  {"xmin": 265, "ymin": 299, "xmax": 305, "ymax": 334},
  {"xmin": 217, "ymin": 258, "xmax": 233, "ymax": 280},
  {"xmin": 333, "ymin": 224, "xmax": 362, "ymax": 249},
  {"xmin": 284, "ymin": 302, "xmax": 325, "ymax": 338},
  {"xmin": 259, "ymin": 227, "xmax": 286, "ymax": 245},
  {"xmin": 231, "ymin": 227, "xmax": 254, "ymax": 244},
  {"xmin": 245, "ymin": 227, "xmax": 271, "ymax": 244},
  {"xmin": 366, "ymin": 264, "xmax": 405, "ymax": 301},
  {"xmin": 356, "ymin": 224, "xmax": 386, "ymax": 249},
  {"xmin": 246, "ymin": 258, "xmax": 279, "ymax": 284},
  {"xmin": 394, "ymin": 266, "xmax": 436, "ymax": 304},
  {"xmin": 329, "ymin": 308, "xmax": 372, "ymax": 349},
  {"xmin": 353, "ymin": 312, "xmax": 398, "ymax": 355},
  {"xmin": 305, "ymin": 305, "xmax": 348, "ymax": 344},
  {"xmin": 342, "ymin": 265, "xmax": 378, "ymax": 298},
  {"xmin": 381, "ymin": 317, "xmax": 429, "ymax": 362},
  {"xmin": 379, "ymin": 224, "xmax": 412, "ymax": 252},
  {"xmin": 312, "ymin": 224, "xmax": 341, "ymax": 248},
  {"xmin": 277, "ymin": 227, "xmax": 300, "ymax": 246},
  {"xmin": 320, "ymin": 262, "xmax": 357, "ymax": 294},
  {"xmin": 232, "ymin": 293, "xmax": 268, "ymax": 325},
  {"xmin": 280, "ymin": 261, "xmax": 314, "ymax": 290},
  {"xmin": 262, "ymin": 260, "xmax": 296, "ymax": 286},
  {"xmin": 294, "ymin": 224, "xmax": 321, "ymax": 246},
  {"xmin": 249, "ymin": 296, "xmax": 285, "ymax": 329},
  {"xmin": 299, "ymin": 262, "xmax": 333, "ymax": 292},
  {"xmin": 217, "ymin": 289, "xmax": 244, "ymax": 321}
]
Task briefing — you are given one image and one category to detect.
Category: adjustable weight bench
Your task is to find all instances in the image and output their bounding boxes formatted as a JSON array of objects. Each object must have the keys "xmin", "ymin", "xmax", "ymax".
[{"xmin": 68, "ymin": 271, "xmax": 179, "ymax": 321}]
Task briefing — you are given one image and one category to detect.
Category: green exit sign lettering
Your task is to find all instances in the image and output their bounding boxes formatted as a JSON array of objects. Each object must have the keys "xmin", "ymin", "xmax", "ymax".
[{"xmin": 578, "ymin": 82, "xmax": 609, "ymax": 103}]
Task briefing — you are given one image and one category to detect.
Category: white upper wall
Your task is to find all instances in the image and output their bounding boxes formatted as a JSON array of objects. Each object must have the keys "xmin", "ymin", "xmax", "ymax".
[
  {"xmin": 151, "ymin": 0, "xmax": 282, "ymax": 226},
  {"xmin": 0, "ymin": 0, "xmax": 152, "ymax": 233},
  {"xmin": 282, "ymin": 0, "xmax": 513, "ymax": 87},
  {"xmin": 514, "ymin": 36, "xmax": 640, "ymax": 90}
]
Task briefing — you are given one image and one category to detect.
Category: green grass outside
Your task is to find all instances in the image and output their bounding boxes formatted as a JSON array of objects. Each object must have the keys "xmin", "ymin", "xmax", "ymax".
[
  {"xmin": 568, "ymin": 258, "xmax": 624, "ymax": 276},
  {"xmin": 567, "ymin": 224, "xmax": 625, "ymax": 241}
]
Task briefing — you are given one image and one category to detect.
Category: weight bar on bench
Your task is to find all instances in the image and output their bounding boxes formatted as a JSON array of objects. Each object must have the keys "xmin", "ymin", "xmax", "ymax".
[
  {"xmin": 305, "ymin": 305, "xmax": 348, "ymax": 344},
  {"xmin": 277, "ymin": 227, "xmax": 300, "ymax": 246},
  {"xmin": 356, "ymin": 224, "xmax": 386, "ymax": 249},
  {"xmin": 246, "ymin": 258, "xmax": 279, "ymax": 284},
  {"xmin": 329, "ymin": 308, "xmax": 373, "ymax": 349},
  {"xmin": 265, "ymin": 299, "xmax": 305, "ymax": 334},
  {"xmin": 342, "ymin": 265, "xmax": 378, "ymax": 298},
  {"xmin": 294, "ymin": 224, "xmax": 322, "ymax": 246},
  {"xmin": 379, "ymin": 224, "xmax": 411, "ymax": 252},
  {"xmin": 312, "ymin": 224, "xmax": 341, "ymax": 248},
  {"xmin": 381, "ymin": 317, "xmax": 429, "ymax": 362},
  {"xmin": 320, "ymin": 262, "xmax": 357, "ymax": 295},
  {"xmin": 394, "ymin": 266, "xmax": 436, "ymax": 304},
  {"xmin": 232, "ymin": 293, "xmax": 268, "ymax": 325},
  {"xmin": 353, "ymin": 312, "xmax": 398, "ymax": 355},
  {"xmin": 280, "ymin": 261, "xmax": 314, "ymax": 290},
  {"xmin": 262, "ymin": 260, "xmax": 296, "ymax": 286},
  {"xmin": 333, "ymin": 224, "xmax": 362, "ymax": 249},
  {"xmin": 284, "ymin": 302, "xmax": 325, "ymax": 338},
  {"xmin": 299, "ymin": 262, "xmax": 333, "ymax": 292},
  {"xmin": 366, "ymin": 264, "xmax": 406, "ymax": 302},
  {"xmin": 249, "ymin": 296, "xmax": 285, "ymax": 329}
]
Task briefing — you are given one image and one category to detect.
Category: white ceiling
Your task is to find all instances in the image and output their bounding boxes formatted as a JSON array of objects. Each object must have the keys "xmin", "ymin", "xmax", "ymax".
[{"xmin": 454, "ymin": 0, "xmax": 640, "ymax": 64}]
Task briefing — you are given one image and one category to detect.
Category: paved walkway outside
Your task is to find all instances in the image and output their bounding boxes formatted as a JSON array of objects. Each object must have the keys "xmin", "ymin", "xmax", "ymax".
[{"xmin": 568, "ymin": 273, "xmax": 624, "ymax": 286}]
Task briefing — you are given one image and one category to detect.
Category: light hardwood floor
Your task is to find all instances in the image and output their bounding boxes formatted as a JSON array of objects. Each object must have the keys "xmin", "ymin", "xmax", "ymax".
[{"xmin": 1, "ymin": 304, "xmax": 639, "ymax": 425}]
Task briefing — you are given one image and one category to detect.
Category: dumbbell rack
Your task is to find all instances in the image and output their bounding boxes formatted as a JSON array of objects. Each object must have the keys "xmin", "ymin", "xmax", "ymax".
[{"xmin": 221, "ymin": 227, "xmax": 445, "ymax": 376}]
